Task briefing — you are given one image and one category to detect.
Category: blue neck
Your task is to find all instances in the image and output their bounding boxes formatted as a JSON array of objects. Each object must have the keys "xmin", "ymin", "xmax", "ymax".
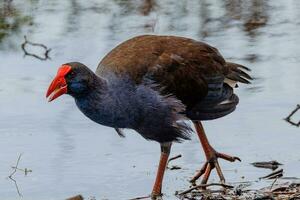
[
  {"xmin": 74, "ymin": 75, "xmax": 140, "ymax": 128},
  {"xmin": 73, "ymin": 74, "xmax": 191, "ymax": 142}
]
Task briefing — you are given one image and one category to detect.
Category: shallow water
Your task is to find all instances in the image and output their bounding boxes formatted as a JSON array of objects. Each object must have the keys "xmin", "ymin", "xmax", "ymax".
[{"xmin": 0, "ymin": 0, "xmax": 299, "ymax": 199}]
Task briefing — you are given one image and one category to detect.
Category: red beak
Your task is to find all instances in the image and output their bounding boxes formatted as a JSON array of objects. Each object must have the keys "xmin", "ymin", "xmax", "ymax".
[{"xmin": 46, "ymin": 65, "xmax": 72, "ymax": 102}]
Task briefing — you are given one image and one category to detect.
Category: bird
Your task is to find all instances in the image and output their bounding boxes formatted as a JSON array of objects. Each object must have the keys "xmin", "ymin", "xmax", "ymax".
[{"xmin": 46, "ymin": 35, "xmax": 252, "ymax": 199}]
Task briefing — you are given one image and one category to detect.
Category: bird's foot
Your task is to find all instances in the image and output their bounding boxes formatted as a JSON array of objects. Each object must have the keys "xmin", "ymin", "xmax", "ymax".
[
  {"xmin": 151, "ymin": 193, "xmax": 163, "ymax": 200},
  {"xmin": 190, "ymin": 149, "xmax": 241, "ymax": 185}
]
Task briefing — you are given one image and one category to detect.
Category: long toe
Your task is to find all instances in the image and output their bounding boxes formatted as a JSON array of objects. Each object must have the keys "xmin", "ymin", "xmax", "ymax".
[
  {"xmin": 190, "ymin": 161, "xmax": 208, "ymax": 184},
  {"xmin": 217, "ymin": 152, "xmax": 241, "ymax": 162},
  {"xmin": 190, "ymin": 151, "xmax": 240, "ymax": 184}
]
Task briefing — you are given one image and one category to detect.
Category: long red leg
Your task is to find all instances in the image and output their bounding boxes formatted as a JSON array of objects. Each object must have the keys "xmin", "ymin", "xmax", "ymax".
[
  {"xmin": 151, "ymin": 142, "xmax": 172, "ymax": 199},
  {"xmin": 191, "ymin": 121, "xmax": 240, "ymax": 184}
]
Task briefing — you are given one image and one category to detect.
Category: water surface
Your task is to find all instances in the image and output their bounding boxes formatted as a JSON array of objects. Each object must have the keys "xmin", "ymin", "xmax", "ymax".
[{"xmin": 0, "ymin": 1, "xmax": 299, "ymax": 199}]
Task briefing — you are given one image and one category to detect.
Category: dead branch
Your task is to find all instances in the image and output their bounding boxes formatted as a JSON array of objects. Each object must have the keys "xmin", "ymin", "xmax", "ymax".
[
  {"xmin": 284, "ymin": 104, "xmax": 300, "ymax": 127},
  {"xmin": 167, "ymin": 154, "xmax": 182, "ymax": 170},
  {"xmin": 270, "ymin": 177, "xmax": 279, "ymax": 191},
  {"xmin": 179, "ymin": 179, "xmax": 300, "ymax": 199},
  {"xmin": 251, "ymin": 160, "xmax": 282, "ymax": 170},
  {"xmin": 8, "ymin": 153, "xmax": 23, "ymax": 197},
  {"xmin": 21, "ymin": 35, "xmax": 51, "ymax": 61},
  {"xmin": 260, "ymin": 169, "xmax": 283, "ymax": 180},
  {"xmin": 169, "ymin": 165, "xmax": 181, "ymax": 170},
  {"xmin": 177, "ymin": 183, "xmax": 234, "ymax": 196},
  {"xmin": 9, "ymin": 153, "xmax": 32, "ymax": 176},
  {"xmin": 8, "ymin": 153, "xmax": 32, "ymax": 197},
  {"xmin": 167, "ymin": 154, "xmax": 182, "ymax": 165},
  {"xmin": 9, "ymin": 177, "xmax": 22, "ymax": 197},
  {"xmin": 128, "ymin": 195, "xmax": 151, "ymax": 200},
  {"xmin": 8, "ymin": 153, "xmax": 22, "ymax": 179}
]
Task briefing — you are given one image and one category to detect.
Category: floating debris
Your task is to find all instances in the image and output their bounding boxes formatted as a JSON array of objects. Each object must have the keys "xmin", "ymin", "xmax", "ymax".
[
  {"xmin": 21, "ymin": 35, "xmax": 51, "ymax": 61},
  {"xmin": 65, "ymin": 194, "xmax": 84, "ymax": 200},
  {"xmin": 167, "ymin": 154, "xmax": 182, "ymax": 170},
  {"xmin": 7, "ymin": 153, "xmax": 32, "ymax": 197},
  {"xmin": 177, "ymin": 180, "xmax": 300, "ymax": 200},
  {"xmin": 284, "ymin": 104, "xmax": 300, "ymax": 127},
  {"xmin": 251, "ymin": 161, "xmax": 282, "ymax": 170},
  {"xmin": 260, "ymin": 169, "xmax": 284, "ymax": 180},
  {"xmin": 128, "ymin": 195, "xmax": 151, "ymax": 200},
  {"xmin": 169, "ymin": 165, "xmax": 181, "ymax": 170},
  {"xmin": 176, "ymin": 183, "xmax": 234, "ymax": 196},
  {"xmin": 168, "ymin": 154, "xmax": 182, "ymax": 164}
]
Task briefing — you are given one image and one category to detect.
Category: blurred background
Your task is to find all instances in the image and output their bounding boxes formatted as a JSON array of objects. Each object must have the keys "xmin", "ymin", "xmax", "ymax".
[{"xmin": 0, "ymin": 0, "xmax": 299, "ymax": 199}]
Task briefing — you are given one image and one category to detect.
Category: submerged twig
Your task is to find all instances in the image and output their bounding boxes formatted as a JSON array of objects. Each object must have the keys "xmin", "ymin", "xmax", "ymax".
[
  {"xmin": 260, "ymin": 169, "xmax": 283, "ymax": 180},
  {"xmin": 8, "ymin": 153, "xmax": 23, "ymax": 197},
  {"xmin": 179, "ymin": 178, "xmax": 300, "ymax": 199},
  {"xmin": 169, "ymin": 165, "xmax": 181, "ymax": 170},
  {"xmin": 21, "ymin": 35, "xmax": 51, "ymax": 61},
  {"xmin": 284, "ymin": 104, "xmax": 300, "ymax": 127},
  {"xmin": 128, "ymin": 195, "xmax": 151, "ymax": 200},
  {"xmin": 8, "ymin": 153, "xmax": 22, "ymax": 179},
  {"xmin": 167, "ymin": 154, "xmax": 182, "ymax": 170},
  {"xmin": 9, "ymin": 177, "xmax": 22, "ymax": 197},
  {"xmin": 270, "ymin": 177, "xmax": 279, "ymax": 191},
  {"xmin": 252, "ymin": 160, "xmax": 282, "ymax": 170},
  {"xmin": 177, "ymin": 183, "xmax": 234, "ymax": 196},
  {"xmin": 167, "ymin": 154, "xmax": 182, "ymax": 165},
  {"xmin": 8, "ymin": 153, "xmax": 32, "ymax": 197}
]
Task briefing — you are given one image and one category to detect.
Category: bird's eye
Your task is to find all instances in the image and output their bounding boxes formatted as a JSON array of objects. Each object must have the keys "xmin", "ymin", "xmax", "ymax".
[{"xmin": 68, "ymin": 71, "xmax": 75, "ymax": 77}]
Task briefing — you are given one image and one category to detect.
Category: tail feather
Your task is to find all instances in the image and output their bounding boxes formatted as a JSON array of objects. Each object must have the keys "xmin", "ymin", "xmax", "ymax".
[
  {"xmin": 226, "ymin": 62, "xmax": 252, "ymax": 84},
  {"xmin": 187, "ymin": 84, "xmax": 239, "ymax": 120},
  {"xmin": 232, "ymin": 68, "xmax": 253, "ymax": 80},
  {"xmin": 226, "ymin": 72, "xmax": 251, "ymax": 84},
  {"xmin": 187, "ymin": 62, "xmax": 251, "ymax": 121}
]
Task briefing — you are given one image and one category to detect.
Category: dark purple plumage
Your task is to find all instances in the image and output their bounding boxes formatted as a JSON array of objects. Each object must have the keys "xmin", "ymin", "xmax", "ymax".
[{"xmin": 65, "ymin": 62, "xmax": 191, "ymax": 143}]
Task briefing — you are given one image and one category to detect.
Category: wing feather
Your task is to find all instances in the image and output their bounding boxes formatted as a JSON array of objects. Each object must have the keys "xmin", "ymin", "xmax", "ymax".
[{"xmin": 97, "ymin": 35, "xmax": 251, "ymax": 109}]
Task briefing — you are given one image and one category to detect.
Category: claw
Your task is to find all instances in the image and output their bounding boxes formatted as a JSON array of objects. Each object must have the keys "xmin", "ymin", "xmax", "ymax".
[
  {"xmin": 234, "ymin": 157, "xmax": 242, "ymax": 162},
  {"xmin": 217, "ymin": 152, "xmax": 241, "ymax": 162},
  {"xmin": 190, "ymin": 162, "xmax": 208, "ymax": 184}
]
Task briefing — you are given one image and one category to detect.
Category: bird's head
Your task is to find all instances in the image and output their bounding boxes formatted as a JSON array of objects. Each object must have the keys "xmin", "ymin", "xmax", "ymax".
[{"xmin": 46, "ymin": 62, "xmax": 96, "ymax": 102}]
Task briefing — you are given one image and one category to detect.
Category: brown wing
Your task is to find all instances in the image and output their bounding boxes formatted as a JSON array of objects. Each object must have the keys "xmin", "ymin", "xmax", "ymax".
[{"xmin": 96, "ymin": 35, "xmax": 249, "ymax": 108}]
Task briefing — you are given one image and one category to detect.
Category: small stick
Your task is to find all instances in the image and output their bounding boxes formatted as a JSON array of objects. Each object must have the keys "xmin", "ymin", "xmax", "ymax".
[
  {"xmin": 167, "ymin": 154, "xmax": 182, "ymax": 164},
  {"xmin": 8, "ymin": 153, "xmax": 22, "ymax": 178},
  {"xmin": 270, "ymin": 177, "xmax": 278, "ymax": 191},
  {"xmin": 9, "ymin": 177, "xmax": 22, "ymax": 197},
  {"xmin": 284, "ymin": 104, "xmax": 300, "ymax": 127},
  {"xmin": 272, "ymin": 191, "xmax": 299, "ymax": 195},
  {"xmin": 21, "ymin": 36, "xmax": 51, "ymax": 61},
  {"xmin": 127, "ymin": 195, "xmax": 151, "ymax": 200},
  {"xmin": 259, "ymin": 169, "xmax": 283, "ymax": 180},
  {"xmin": 251, "ymin": 160, "xmax": 282, "ymax": 170},
  {"xmin": 178, "ymin": 183, "xmax": 234, "ymax": 196},
  {"xmin": 8, "ymin": 153, "xmax": 23, "ymax": 197}
]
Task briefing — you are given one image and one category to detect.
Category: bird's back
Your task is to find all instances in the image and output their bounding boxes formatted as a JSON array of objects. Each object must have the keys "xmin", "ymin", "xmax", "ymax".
[{"xmin": 97, "ymin": 35, "xmax": 252, "ymax": 120}]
